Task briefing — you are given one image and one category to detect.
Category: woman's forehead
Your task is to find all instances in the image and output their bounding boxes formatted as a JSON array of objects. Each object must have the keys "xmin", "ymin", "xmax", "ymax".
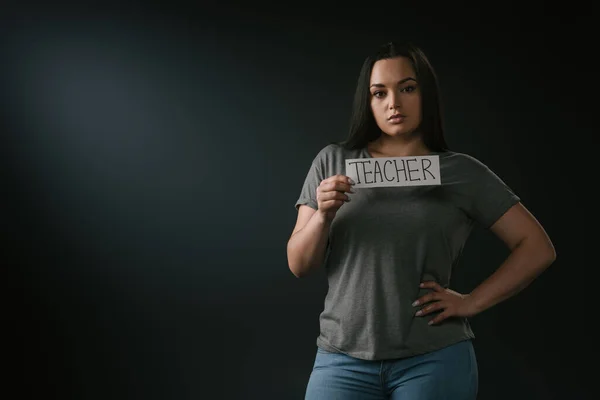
[{"xmin": 370, "ymin": 57, "xmax": 416, "ymax": 83}]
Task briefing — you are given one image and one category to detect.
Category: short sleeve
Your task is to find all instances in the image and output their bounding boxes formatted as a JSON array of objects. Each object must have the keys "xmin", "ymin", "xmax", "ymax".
[
  {"xmin": 294, "ymin": 158, "xmax": 324, "ymax": 211},
  {"xmin": 464, "ymin": 157, "xmax": 521, "ymax": 229}
]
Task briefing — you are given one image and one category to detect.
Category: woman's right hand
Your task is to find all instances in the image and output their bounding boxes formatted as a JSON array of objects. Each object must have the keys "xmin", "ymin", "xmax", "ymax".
[{"xmin": 316, "ymin": 175, "xmax": 355, "ymax": 221}]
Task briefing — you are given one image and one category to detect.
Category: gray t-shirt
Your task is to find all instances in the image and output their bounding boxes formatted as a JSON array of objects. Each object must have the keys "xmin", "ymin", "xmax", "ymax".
[{"xmin": 294, "ymin": 143, "xmax": 520, "ymax": 360}]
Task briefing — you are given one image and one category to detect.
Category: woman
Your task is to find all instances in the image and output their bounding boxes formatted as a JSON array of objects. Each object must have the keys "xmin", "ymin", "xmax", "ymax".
[{"xmin": 287, "ymin": 41, "xmax": 556, "ymax": 399}]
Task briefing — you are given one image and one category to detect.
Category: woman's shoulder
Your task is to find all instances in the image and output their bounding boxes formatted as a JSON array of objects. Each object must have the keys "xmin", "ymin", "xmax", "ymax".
[
  {"xmin": 440, "ymin": 150, "xmax": 509, "ymax": 186},
  {"xmin": 440, "ymin": 150, "xmax": 491, "ymax": 171},
  {"xmin": 311, "ymin": 142, "xmax": 358, "ymax": 163}
]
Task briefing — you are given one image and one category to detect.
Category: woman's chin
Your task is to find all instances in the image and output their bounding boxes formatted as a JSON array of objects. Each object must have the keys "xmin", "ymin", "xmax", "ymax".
[{"xmin": 381, "ymin": 127, "xmax": 418, "ymax": 137}]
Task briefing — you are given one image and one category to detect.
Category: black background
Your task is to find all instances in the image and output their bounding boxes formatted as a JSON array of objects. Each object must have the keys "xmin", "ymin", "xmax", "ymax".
[{"xmin": 4, "ymin": 1, "xmax": 593, "ymax": 399}]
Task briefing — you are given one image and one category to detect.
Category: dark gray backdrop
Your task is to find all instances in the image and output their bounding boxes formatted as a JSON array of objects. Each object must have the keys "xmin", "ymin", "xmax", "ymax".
[{"xmin": 4, "ymin": 2, "xmax": 592, "ymax": 399}]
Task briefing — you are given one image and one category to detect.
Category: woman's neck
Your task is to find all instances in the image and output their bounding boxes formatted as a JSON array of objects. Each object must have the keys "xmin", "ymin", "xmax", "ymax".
[{"xmin": 368, "ymin": 135, "xmax": 431, "ymax": 157}]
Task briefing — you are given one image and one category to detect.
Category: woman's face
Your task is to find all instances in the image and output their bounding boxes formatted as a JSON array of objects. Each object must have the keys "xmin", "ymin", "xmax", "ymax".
[{"xmin": 369, "ymin": 56, "xmax": 422, "ymax": 138}]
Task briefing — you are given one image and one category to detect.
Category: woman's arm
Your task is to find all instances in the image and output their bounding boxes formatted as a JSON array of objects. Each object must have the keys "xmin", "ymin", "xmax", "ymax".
[
  {"xmin": 287, "ymin": 205, "xmax": 332, "ymax": 278},
  {"xmin": 467, "ymin": 202, "xmax": 556, "ymax": 314}
]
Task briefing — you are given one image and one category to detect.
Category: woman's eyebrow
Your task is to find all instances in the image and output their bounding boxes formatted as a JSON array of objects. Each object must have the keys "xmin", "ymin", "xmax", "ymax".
[{"xmin": 369, "ymin": 77, "xmax": 417, "ymax": 88}]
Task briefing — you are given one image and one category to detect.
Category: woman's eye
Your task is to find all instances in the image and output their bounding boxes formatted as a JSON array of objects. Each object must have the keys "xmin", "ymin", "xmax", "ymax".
[
  {"xmin": 401, "ymin": 86, "xmax": 416, "ymax": 93},
  {"xmin": 373, "ymin": 91, "xmax": 385, "ymax": 98}
]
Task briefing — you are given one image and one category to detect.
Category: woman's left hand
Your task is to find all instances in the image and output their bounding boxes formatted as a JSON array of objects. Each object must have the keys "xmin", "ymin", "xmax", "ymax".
[{"xmin": 412, "ymin": 281, "xmax": 479, "ymax": 325}]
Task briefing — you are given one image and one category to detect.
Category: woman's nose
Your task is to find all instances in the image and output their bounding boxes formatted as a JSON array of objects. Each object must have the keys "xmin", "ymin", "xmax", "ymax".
[{"xmin": 388, "ymin": 93, "xmax": 399, "ymax": 109}]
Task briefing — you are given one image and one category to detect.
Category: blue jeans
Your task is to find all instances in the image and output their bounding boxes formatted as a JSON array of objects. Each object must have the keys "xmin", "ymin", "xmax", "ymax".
[{"xmin": 305, "ymin": 339, "xmax": 478, "ymax": 400}]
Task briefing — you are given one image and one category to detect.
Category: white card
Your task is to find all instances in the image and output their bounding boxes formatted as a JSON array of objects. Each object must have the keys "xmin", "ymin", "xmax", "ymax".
[{"xmin": 345, "ymin": 156, "xmax": 440, "ymax": 188}]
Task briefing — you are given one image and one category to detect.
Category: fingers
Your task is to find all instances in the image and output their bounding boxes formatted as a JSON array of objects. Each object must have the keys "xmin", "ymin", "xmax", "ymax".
[
  {"xmin": 420, "ymin": 281, "xmax": 444, "ymax": 292},
  {"xmin": 413, "ymin": 281, "xmax": 462, "ymax": 325},
  {"xmin": 413, "ymin": 282, "xmax": 446, "ymax": 321},
  {"xmin": 321, "ymin": 175, "xmax": 355, "ymax": 194},
  {"xmin": 428, "ymin": 311, "xmax": 451, "ymax": 325},
  {"xmin": 324, "ymin": 174, "xmax": 354, "ymax": 185},
  {"xmin": 317, "ymin": 188, "xmax": 350, "ymax": 203},
  {"xmin": 316, "ymin": 175, "xmax": 355, "ymax": 210},
  {"xmin": 414, "ymin": 300, "xmax": 445, "ymax": 317},
  {"xmin": 412, "ymin": 291, "xmax": 442, "ymax": 307}
]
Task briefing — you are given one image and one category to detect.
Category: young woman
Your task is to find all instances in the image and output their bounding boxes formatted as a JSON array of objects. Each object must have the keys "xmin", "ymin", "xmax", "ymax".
[{"xmin": 287, "ymin": 41, "xmax": 556, "ymax": 400}]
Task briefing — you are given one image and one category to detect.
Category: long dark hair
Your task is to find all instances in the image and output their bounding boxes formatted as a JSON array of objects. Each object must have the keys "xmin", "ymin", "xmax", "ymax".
[{"xmin": 335, "ymin": 41, "xmax": 449, "ymax": 152}]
